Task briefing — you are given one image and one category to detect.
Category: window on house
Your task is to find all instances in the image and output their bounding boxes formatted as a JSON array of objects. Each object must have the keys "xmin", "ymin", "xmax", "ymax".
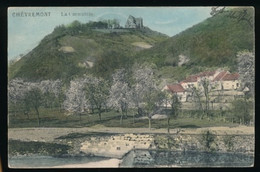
[{"xmin": 236, "ymin": 83, "xmax": 239, "ymax": 87}]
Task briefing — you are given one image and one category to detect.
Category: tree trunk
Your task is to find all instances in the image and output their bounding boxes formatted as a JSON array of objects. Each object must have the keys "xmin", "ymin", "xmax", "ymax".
[
  {"xmin": 35, "ymin": 107, "xmax": 40, "ymax": 127},
  {"xmin": 24, "ymin": 111, "xmax": 29, "ymax": 119},
  {"xmin": 133, "ymin": 114, "xmax": 135, "ymax": 125},
  {"xmin": 105, "ymin": 105, "xmax": 108, "ymax": 112},
  {"xmin": 124, "ymin": 104, "xmax": 128, "ymax": 119},
  {"xmin": 120, "ymin": 114, "xmax": 123, "ymax": 125},
  {"xmin": 14, "ymin": 102, "xmax": 17, "ymax": 117},
  {"xmin": 148, "ymin": 118, "xmax": 151, "ymax": 130},
  {"xmin": 98, "ymin": 109, "xmax": 102, "ymax": 121},
  {"xmin": 59, "ymin": 102, "xmax": 62, "ymax": 112},
  {"xmin": 91, "ymin": 105, "xmax": 94, "ymax": 114},
  {"xmin": 167, "ymin": 117, "xmax": 170, "ymax": 133},
  {"xmin": 200, "ymin": 111, "xmax": 204, "ymax": 120},
  {"xmin": 138, "ymin": 107, "xmax": 142, "ymax": 116}
]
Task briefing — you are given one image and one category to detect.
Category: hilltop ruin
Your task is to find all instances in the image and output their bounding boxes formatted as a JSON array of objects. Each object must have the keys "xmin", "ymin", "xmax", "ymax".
[{"xmin": 125, "ymin": 15, "xmax": 143, "ymax": 29}]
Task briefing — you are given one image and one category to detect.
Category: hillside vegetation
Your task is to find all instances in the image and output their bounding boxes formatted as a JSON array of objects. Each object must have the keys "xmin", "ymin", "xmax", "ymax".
[
  {"xmin": 136, "ymin": 7, "xmax": 254, "ymax": 82},
  {"xmin": 8, "ymin": 7, "xmax": 254, "ymax": 83},
  {"xmin": 8, "ymin": 21, "xmax": 168, "ymax": 81}
]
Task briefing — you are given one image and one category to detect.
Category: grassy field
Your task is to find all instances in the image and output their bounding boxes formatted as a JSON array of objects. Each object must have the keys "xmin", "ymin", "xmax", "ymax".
[{"xmin": 8, "ymin": 107, "xmax": 238, "ymax": 129}]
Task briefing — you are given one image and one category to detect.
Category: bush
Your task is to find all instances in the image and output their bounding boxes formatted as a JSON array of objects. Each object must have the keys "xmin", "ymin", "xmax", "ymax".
[
  {"xmin": 223, "ymin": 134, "xmax": 235, "ymax": 151},
  {"xmin": 9, "ymin": 140, "xmax": 71, "ymax": 156},
  {"xmin": 231, "ymin": 98, "xmax": 253, "ymax": 125},
  {"xmin": 201, "ymin": 130, "xmax": 216, "ymax": 151}
]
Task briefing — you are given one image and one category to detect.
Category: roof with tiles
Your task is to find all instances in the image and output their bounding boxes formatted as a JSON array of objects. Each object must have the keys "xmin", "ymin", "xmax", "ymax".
[
  {"xmin": 166, "ymin": 84, "xmax": 185, "ymax": 93},
  {"xmin": 197, "ymin": 70, "xmax": 216, "ymax": 77},
  {"xmin": 213, "ymin": 71, "xmax": 228, "ymax": 81},
  {"xmin": 222, "ymin": 73, "xmax": 239, "ymax": 81},
  {"xmin": 182, "ymin": 70, "xmax": 216, "ymax": 83},
  {"xmin": 182, "ymin": 75, "xmax": 198, "ymax": 83}
]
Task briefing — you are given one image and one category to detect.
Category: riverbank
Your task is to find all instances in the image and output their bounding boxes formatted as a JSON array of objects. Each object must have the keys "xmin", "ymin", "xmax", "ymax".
[{"xmin": 8, "ymin": 126, "xmax": 254, "ymax": 167}]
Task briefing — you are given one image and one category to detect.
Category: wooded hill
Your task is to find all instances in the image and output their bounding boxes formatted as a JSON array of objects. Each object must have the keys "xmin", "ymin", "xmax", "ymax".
[
  {"xmin": 8, "ymin": 7, "xmax": 254, "ymax": 83},
  {"xmin": 8, "ymin": 20, "xmax": 168, "ymax": 81},
  {"xmin": 136, "ymin": 7, "xmax": 254, "ymax": 82}
]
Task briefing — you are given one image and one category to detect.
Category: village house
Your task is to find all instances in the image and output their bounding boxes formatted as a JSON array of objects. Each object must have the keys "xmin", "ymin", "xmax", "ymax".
[
  {"xmin": 180, "ymin": 70, "xmax": 221, "ymax": 90},
  {"xmin": 221, "ymin": 73, "xmax": 241, "ymax": 90},
  {"xmin": 212, "ymin": 71, "xmax": 241, "ymax": 90},
  {"xmin": 163, "ymin": 69, "xmax": 244, "ymax": 105},
  {"xmin": 162, "ymin": 84, "xmax": 187, "ymax": 102},
  {"xmin": 212, "ymin": 70, "xmax": 230, "ymax": 90}
]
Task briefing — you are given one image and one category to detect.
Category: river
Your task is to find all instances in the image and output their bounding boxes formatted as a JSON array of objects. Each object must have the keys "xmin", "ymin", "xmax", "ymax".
[{"xmin": 9, "ymin": 150, "xmax": 254, "ymax": 168}]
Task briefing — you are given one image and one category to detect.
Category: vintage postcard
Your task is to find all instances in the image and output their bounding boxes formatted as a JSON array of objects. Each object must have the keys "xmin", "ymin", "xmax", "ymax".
[{"xmin": 8, "ymin": 7, "xmax": 254, "ymax": 168}]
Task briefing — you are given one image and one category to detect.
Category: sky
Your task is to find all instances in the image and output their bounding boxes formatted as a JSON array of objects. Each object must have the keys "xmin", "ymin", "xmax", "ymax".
[{"xmin": 8, "ymin": 7, "xmax": 212, "ymax": 60}]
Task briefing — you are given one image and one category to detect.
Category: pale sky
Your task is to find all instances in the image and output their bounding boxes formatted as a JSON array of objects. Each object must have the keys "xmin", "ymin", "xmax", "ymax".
[{"xmin": 8, "ymin": 7, "xmax": 212, "ymax": 60}]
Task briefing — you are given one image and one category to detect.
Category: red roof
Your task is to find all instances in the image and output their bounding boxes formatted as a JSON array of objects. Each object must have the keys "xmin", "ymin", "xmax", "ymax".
[
  {"xmin": 213, "ymin": 71, "xmax": 228, "ymax": 81},
  {"xmin": 222, "ymin": 73, "xmax": 239, "ymax": 81},
  {"xmin": 182, "ymin": 75, "xmax": 198, "ymax": 83},
  {"xmin": 197, "ymin": 71, "xmax": 216, "ymax": 77},
  {"xmin": 182, "ymin": 70, "xmax": 216, "ymax": 83},
  {"xmin": 167, "ymin": 84, "xmax": 185, "ymax": 93}
]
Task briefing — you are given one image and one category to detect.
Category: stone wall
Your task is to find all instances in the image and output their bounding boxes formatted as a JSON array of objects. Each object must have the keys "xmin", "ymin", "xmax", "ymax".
[
  {"xmin": 80, "ymin": 134, "xmax": 153, "ymax": 158},
  {"xmin": 153, "ymin": 133, "xmax": 254, "ymax": 154},
  {"xmin": 80, "ymin": 132, "xmax": 254, "ymax": 159}
]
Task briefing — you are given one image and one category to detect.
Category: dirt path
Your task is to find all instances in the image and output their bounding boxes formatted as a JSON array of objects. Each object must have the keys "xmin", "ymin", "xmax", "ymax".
[{"xmin": 8, "ymin": 125, "xmax": 254, "ymax": 142}]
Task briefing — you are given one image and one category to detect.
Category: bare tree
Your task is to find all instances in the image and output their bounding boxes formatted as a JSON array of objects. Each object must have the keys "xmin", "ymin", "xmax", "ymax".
[
  {"xmin": 84, "ymin": 75, "xmax": 109, "ymax": 121},
  {"xmin": 189, "ymin": 78, "xmax": 215, "ymax": 119},
  {"xmin": 24, "ymin": 87, "xmax": 43, "ymax": 126},
  {"xmin": 168, "ymin": 93, "xmax": 181, "ymax": 133},
  {"xmin": 237, "ymin": 51, "xmax": 255, "ymax": 96},
  {"xmin": 64, "ymin": 78, "xmax": 89, "ymax": 121},
  {"xmin": 39, "ymin": 79, "xmax": 64, "ymax": 110},
  {"xmin": 132, "ymin": 63, "xmax": 161, "ymax": 129},
  {"xmin": 210, "ymin": 7, "xmax": 254, "ymax": 28},
  {"xmin": 108, "ymin": 69, "xmax": 134, "ymax": 125},
  {"xmin": 132, "ymin": 64, "xmax": 157, "ymax": 123},
  {"xmin": 8, "ymin": 78, "xmax": 28, "ymax": 116}
]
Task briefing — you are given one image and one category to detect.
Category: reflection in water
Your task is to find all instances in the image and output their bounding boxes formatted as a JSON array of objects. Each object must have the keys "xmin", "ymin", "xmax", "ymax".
[
  {"xmin": 120, "ymin": 150, "xmax": 254, "ymax": 167},
  {"xmin": 9, "ymin": 156, "xmax": 110, "ymax": 168},
  {"xmin": 9, "ymin": 150, "xmax": 254, "ymax": 168}
]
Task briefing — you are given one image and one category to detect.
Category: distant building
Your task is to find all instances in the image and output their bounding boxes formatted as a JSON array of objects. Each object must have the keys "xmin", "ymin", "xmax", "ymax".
[
  {"xmin": 163, "ymin": 69, "xmax": 245, "ymax": 105},
  {"xmin": 162, "ymin": 84, "xmax": 187, "ymax": 102},
  {"xmin": 125, "ymin": 15, "xmax": 143, "ymax": 29},
  {"xmin": 180, "ymin": 70, "xmax": 218, "ymax": 89},
  {"xmin": 220, "ymin": 73, "xmax": 240, "ymax": 90}
]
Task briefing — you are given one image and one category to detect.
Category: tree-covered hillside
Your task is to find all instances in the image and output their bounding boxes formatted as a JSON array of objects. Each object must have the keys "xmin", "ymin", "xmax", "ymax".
[
  {"xmin": 8, "ymin": 20, "xmax": 168, "ymax": 81},
  {"xmin": 136, "ymin": 7, "xmax": 254, "ymax": 82},
  {"xmin": 8, "ymin": 7, "xmax": 254, "ymax": 83}
]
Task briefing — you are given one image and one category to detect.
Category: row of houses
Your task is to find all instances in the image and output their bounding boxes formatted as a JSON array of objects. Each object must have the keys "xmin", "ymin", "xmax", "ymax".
[{"xmin": 162, "ymin": 69, "xmax": 247, "ymax": 103}]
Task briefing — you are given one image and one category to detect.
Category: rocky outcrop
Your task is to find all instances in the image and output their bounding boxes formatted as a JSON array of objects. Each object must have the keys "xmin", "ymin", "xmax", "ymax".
[
  {"xmin": 80, "ymin": 134, "xmax": 154, "ymax": 158},
  {"xmin": 58, "ymin": 46, "xmax": 75, "ymax": 53}
]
